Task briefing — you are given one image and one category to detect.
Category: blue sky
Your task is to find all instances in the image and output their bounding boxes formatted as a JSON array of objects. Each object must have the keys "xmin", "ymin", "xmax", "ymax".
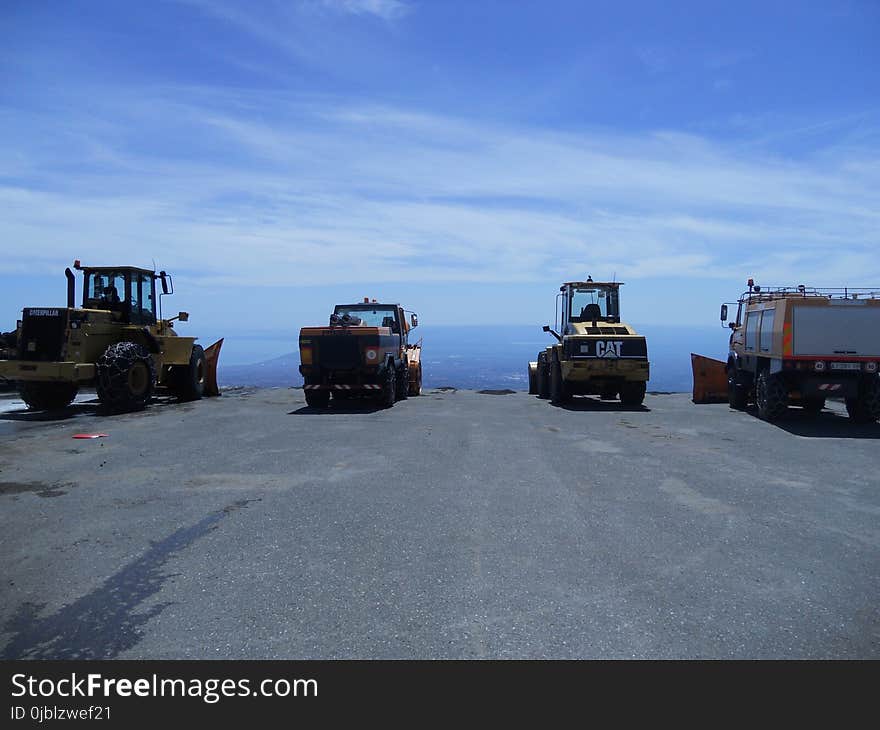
[{"xmin": 1, "ymin": 0, "xmax": 879, "ymax": 359}]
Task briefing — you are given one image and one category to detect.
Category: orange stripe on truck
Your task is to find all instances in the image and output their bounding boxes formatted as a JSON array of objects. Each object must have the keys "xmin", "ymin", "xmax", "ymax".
[{"xmin": 783, "ymin": 323, "xmax": 793, "ymax": 356}]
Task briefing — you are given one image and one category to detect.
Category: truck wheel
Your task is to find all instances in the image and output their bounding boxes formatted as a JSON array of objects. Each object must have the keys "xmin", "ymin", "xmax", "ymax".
[
  {"xmin": 18, "ymin": 382, "xmax": 79, "ymax": 411},
  {"xmin": 727, "ymin": 370, "xmax": 748, "ymax": 410},
  {"xmin": 527, "ymin": 365, "xmax": 537, "ymax": 395},
  {"xmin": 408, "ymin": 363, "xmax": 422, "ymax": 396},
  {"xmin": 537, "ymin": 354, "xmax": 550, "ymax": 399},
  {"xmin": 96, "ymin": 342, "xmax": 156, "ymax": 412},
  {"xmin": 846, "ymin": 377, "xmax": 880, "ymax": 423},
  {"xmin": 171, "ymin": 344, "xmax": 206, "ymax": 401},
  {"xmin": 304, "ymin": 388, "xmax": 330, "ymax": 408},
  {"xmin": 550, "ymin": 359, "xmax": 571, "ymax": 405},
  {"xmin": 396, "ymin": 363, "xmax": 409, "ymax": 400},
  {"xmin": 620, "ymin": 381, "xmax": 646, "ymax": 407},
  {"xmin": 801, "ymin": 398, "xmax": 825, "ymax": 416},
  {"xmin": 755, "ymin": 370, "xmax": 787, "ymax": 422},
  {"xmin": 381, "ymin": 365, "xmax": 396, "ymax": 408}
]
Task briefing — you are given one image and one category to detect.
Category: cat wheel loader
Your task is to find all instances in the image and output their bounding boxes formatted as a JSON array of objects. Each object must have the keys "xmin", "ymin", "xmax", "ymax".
[
  {"xmin": 528, "ymin": 277, "xmax": 650, "ymax": 406},
  {"xmin": 0, "ymin": 261, "xmax": 222, "ymax": 412}
]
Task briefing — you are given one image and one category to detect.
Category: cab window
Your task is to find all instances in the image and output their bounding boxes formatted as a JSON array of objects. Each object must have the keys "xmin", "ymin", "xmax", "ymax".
[{"xmin": 131, "ymin": 273, "xmax": 156, "ymax": 325}]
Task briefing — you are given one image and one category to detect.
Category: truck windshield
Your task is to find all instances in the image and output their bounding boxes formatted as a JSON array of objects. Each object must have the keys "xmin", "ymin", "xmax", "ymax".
[
  {"xmin": 334, "ymin": 307, "xmax": 398, "ymax": 328},
  {"xmin": 569, "ymin": 287, "xmax": 618, "ymax": 322}
]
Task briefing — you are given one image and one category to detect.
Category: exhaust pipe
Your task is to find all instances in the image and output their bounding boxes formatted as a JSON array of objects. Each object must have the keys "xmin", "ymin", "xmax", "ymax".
[{"xmin": 65, "ymin": 268, "xmax": 75, "ymax": 309}]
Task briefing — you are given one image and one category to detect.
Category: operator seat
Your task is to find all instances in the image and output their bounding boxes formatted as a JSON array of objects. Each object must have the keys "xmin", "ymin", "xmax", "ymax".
[{"xmin": 582, "ymin": 303, "xmax": 603, "ymax": 321}]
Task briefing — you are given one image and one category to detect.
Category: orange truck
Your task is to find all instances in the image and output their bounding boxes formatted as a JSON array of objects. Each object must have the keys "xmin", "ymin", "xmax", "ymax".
[{"xmin": 298, "ymin": 299, "xmax": 421, "ymax": 409}]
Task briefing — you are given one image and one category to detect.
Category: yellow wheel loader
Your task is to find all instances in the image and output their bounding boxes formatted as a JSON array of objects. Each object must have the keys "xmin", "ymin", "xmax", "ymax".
[{"xmin": 0, "ymin": 261, "xmax": 222, "ymax": 412}]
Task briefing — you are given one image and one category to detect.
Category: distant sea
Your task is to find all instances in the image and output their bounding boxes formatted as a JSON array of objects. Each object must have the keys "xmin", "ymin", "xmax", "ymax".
[{"xmin": 217, "ymin": 325, "xmax": 730, "ymax": 393}]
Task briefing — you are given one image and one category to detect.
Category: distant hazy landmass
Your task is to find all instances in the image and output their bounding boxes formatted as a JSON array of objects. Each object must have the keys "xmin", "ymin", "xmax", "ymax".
[{"xmin": 217, "ymin": 325, "xmax": 730, "ymax": 393}]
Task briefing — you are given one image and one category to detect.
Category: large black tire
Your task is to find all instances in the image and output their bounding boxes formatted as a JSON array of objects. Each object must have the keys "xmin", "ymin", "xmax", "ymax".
[
  {"xmin": 381, "ymin": 365, "xmax": 396, "ymax": 409},
  {"xmin": 727, "ymin": 369, "xmax": 748, "ymax": 410},
  {"xmin": 755, "ymin": 370, "xmax": 788, "ymax": 422},
  {"xmin": 845, "ymin": 376, "xmax": 880, "ymax": 423},
  {"xmin": 537, "ymin": 353, "xmax": 550, "ymax": 399},
  {"xmin": 304, "ymin": 388, "xmax": 330, "ymax": 408},
  {"xmin": 549, "ymin": 359, "xmax": 571, "ymax": 405},
  {"xmin": 96, "ymin": 342, "xmax": 156, "ymax": 412},
  {"xmin": 408, "ymin": 363, "xmax": 422, "ymax": 396},
  {"xmin": 170, "ymin": 344, "xmax": 206, "ymax": 402},
  {"xmin": 619, "ymin": 381, "xmax": 647, "ymax": 407},
  {"xmin": 18, "ymin": 382, "xmax": 79, "ymax": 411},
  {"xmin": 527, "ymin": 365, "xmax": 537, "ymax": 395},
  {"xmin": 396, "ymin": 363, "xmax": 409, "ymax": 401}
]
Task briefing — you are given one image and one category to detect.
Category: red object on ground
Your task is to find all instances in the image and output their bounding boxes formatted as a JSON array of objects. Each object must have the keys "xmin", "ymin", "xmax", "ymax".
[{"xmin": 72, "ymin": 433, "xmax": 109, "ymax": 439}]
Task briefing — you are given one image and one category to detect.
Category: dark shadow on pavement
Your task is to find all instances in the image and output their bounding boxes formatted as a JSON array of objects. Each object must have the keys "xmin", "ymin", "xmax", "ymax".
[{"xmin": 749, "ymin": 406, "xmax": 880, "ymax": 439}]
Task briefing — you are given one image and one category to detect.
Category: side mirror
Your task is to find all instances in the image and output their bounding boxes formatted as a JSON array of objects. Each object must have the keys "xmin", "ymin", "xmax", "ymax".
[
  {"xmin": 160, "ymin": 272, "xmax": 170, "ymax": 295},
  {"xmin": 720, "ymin": 304, "xmax": 728, "ymax": 322},
  {"xmin": 410, "ymin": 314, "xmax": 418, "ymax": 328},
  {"xmin": 178, "ymin": 311, "xmax": 189, "ymax": 322}
]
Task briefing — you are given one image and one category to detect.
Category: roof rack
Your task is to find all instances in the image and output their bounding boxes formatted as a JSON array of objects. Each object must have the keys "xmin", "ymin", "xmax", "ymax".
[{"xmin": 740, "ymin": 286, "xmax": 880, "ymax": 303}]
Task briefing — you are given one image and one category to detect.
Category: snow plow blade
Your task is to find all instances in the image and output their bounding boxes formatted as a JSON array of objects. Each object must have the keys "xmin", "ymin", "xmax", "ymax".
[
  {"xmin": 203, "ymin": 338, "xmax": 224, "ymax": 397},
  {"xmin": 691, "ymin": 353, "xmax": 727, "ymax": 404},
  {"xmin": 406, "ymin": 338, "xmax": 423, "ymax": 396}
]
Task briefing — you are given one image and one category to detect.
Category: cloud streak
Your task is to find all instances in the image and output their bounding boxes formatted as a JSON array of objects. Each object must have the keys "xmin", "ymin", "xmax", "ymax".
[{"xmin": 2, "ymin": 86, "xmax": 878, "ymax": 290}]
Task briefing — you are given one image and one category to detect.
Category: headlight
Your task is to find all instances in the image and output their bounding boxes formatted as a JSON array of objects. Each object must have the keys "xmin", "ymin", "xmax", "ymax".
[
  {"xmin": 364, "ymin": 348, "xmax": 380, "ymax": 363},
  {"xmin": 866, "ymin": 361, "xmax": 878, "ymax": 373},
  {"xmin": 814, "ymin": 361, "xmax": 826, "ymax": 372}
]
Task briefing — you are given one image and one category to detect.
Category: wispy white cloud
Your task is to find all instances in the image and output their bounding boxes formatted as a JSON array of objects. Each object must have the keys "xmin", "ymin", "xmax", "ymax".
[
  {"xmin": 321, "ymin": 0, "xmax": 411, "ymax": 21},
  {"xmin": 2, "ymin": 87, "xmax": 878, "ymax": 292}
]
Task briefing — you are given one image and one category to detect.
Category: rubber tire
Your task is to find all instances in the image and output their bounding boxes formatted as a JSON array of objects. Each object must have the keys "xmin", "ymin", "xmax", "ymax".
[
  {"xmin": 96, "ymin": 342, "xmax": 156, "ymax": 412},
  {"xmin": 537, "ymin": 353, "xmax": 550, "ymax": 399},
  {"xmin": 801, "ymin": 398, "xmax": 825, "ymax": 416},
  {"xmin": 18, "ymin": 382, "xmax": 79, "ymax": 411},
  {"xmin": 620, "ymin": 381, "xmax": 647, "ymax": 407},
  {"xmin": 171, "ymin": 344, "xmax": 206, "ymax": 401},
  {"xmin": 727, "ymin": 370, "xmax": 748, "ymax": 410},
  {"xmin": 304, "ymin": 388, "xmax": 330, "ymax": 408},
  {"xmin": 549, "ymin": 359, "xmax": 571, "ymax": 405},
  {"xmin": 396, "ymin": 363, "xmax": 409, "ymax": 401},
  {"xmin": 408, "ymin": 364, "xmax": 422, "ymax": 396},
  {"xmin": 381, "ymin": 365, "xmax": 396, "ymax": 409},
  {"xmin": 755, "ymin": 370, "xmax": 788, "ymax": 422},
  {"xmin": 527, "ymin": 366, "xmax": 537, "ymax": 395},
  {"xmin": 845, "ymin": 376, "xmax": 880, "ymax": 423}
]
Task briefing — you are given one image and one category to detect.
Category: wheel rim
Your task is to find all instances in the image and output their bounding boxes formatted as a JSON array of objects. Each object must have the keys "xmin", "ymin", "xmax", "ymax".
[{"xmin": 128, "ymin": 362, "xmax": 150, "ymax": 396}]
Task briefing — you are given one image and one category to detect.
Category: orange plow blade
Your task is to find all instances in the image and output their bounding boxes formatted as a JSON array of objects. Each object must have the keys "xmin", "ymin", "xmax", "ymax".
[
  {"xmin": 203, "ymin": 338, "xmax": 224, "ymax": 397},
  {"xmin": 691, "ymin": 353, "xmax": 728, "ymax": 404}
]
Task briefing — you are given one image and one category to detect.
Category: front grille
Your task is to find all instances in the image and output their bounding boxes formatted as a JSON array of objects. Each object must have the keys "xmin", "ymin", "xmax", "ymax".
[
  {"xmin": 585, "ymin": 326, "xmax": 630, "ymax": 335},
  {"xmin": 19, "ymin": 308, "xmax": 68, "ymax": 361},
  {"xmin": 316, "ymin": 335, "xmax": 361, "ymax": 370}
]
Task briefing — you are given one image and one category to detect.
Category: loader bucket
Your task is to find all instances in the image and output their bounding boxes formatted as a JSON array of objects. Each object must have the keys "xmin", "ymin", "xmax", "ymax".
[
  {"xmin": 691, "ymin": 353, "xmax": 728, "ymax": 404},
  {"xmin": 203, "ymin": 338, "xmax": 224, "ymax": 397}
]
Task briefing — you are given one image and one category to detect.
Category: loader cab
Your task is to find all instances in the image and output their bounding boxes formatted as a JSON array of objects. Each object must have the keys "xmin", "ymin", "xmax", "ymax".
[
  {"xmin": 560, "ymin": 281, "xmax": 621, "ymax": 332},
  {"xmin": 82, "ymin": 267, "xmax": 157, "ymax": 326}
]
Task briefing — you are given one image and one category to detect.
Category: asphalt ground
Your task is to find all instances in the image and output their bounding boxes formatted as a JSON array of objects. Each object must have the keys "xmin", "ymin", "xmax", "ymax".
[{"xmin": 0, "ymin": 387, "xmax": 877, "ymax": 658}]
